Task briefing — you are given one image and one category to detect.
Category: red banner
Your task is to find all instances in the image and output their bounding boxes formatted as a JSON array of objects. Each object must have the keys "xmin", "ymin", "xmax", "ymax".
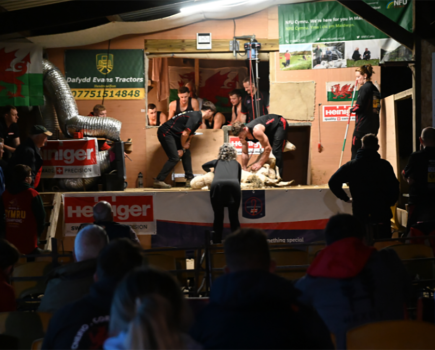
[
  {"xmin": 323, "ymin": 105, "xmax": 356, "ymax": 122},
  {"xmin": 229, "ymin": 136, "xmax": 264, "ymax": 155}
]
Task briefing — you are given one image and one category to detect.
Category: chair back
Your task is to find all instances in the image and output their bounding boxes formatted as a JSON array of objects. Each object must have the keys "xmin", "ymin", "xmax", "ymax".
[
  {"xmin": 11, "ymin": 262, "xmax": 53, "ymax": 299},
  {"xmin": 271, "ymin": 249, "xmax": 309, "ymax": 281}
]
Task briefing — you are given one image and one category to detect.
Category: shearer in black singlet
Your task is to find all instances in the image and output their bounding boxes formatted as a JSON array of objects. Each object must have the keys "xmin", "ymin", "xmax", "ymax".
[{"xmin": 168, "ymin": 86, "xmax": 199, "ymax": 119}]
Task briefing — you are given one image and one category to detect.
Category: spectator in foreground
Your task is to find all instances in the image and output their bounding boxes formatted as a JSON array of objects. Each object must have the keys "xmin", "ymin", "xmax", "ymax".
[
  {"xmin": 104, "ymin": 267, "xmax": 197, "ymax": 350},
  {"xmin": 328, "ymin": 134, "xmax": 399, "ymax": 239},
  {"xmin": 0, "ymin": 164, "xmax": 46, "ymax": 255},
  {"xmin": 42, "ymin": 239, "xmax": 144, "ymax": 350},
  {"xmin": 0, "ymin": 138, "xmax": 6, "ymax": 195},
  {"xmin": 79, "ymin": 201, "xmax": 140, "ymax": 244},
  {"xmin": 0, "ymin": 239, "xmax": 20, "ymax": 312},
  {"xmin": 295, "ymin": 214, "xmax": 412, "ymax": 350},
  {"xmin": 38, "ymin": 225, "xmax": 109, "ymax": 313},
  {"xmin": 190, "ymin": 228, "xmax": 334, "ymax": 350}
]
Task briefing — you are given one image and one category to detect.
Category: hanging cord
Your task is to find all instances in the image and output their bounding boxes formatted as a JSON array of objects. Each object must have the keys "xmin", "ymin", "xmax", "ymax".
[
  {"xmin": 249, "ymin": 56, "xmax": 256, "ymax": 120},
  {"xmin": 101, "ymin": 39, "xmax": 112, "ymax": 105}
]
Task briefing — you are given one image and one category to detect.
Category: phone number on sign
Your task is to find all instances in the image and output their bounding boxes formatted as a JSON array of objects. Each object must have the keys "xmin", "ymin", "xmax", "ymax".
[{"xmin": 71, "ymin": 88, "xmax": 145, "ymax": 100}]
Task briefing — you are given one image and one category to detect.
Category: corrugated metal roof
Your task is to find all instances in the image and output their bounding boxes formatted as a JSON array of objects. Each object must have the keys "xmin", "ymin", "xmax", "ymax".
[{"xmin": 0, "ymin": 0, "xmax": 71, "ymax": 11}]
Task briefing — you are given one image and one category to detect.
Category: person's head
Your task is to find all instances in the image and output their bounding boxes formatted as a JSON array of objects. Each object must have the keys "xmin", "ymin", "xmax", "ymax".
[
  {"xmin": 324, "ymin": 214, "xmax": 365, "ymax": 245},
  {"xmin": 109, "ymin": 267, "xmax": 186, "ymax": 336},
  {"xmin": 224, "ymin": 228, "xmax": 274, "ymax": 273},
  {"xmin": 93, "ymin": 104, "xmax": 107, "ymax": 117},
  {"xmin": 201, "ymin": 101, "xmax": 216, "ymax": 120},
  {"xmin": 178, "ymin": 86, "xmax": 190, "ymax": 105},
  {"xmin": 355, "ymin": 64, "xmax": 374, "ymax": 85},
  {"xmin": 217, "ymin": 143, "xmax": 237, "ymax": 161},
  {"xmin": 0, "ymin": 137, "xmax": 4, "ymax": 160},
  {"xmin": 12, "ymin": 164, "xmax": 32, "ymax": 185},
  {"xmin": 185, "ymin": 81, "xmax": 197, "ymax": 98},
  {"xmin": 0, "ymin": 239, "xmax": 20, "ymax": 280},
  {"xmin": 4, "ymin": 105, "xmax": 18, "ymax": 124},
  {"xmin": 361, "ymin": 133, "xmax": 379, "ymax": 151},
  {"xmin": 93, "ymin": 201, "xmax": 114, "ymax": 223},
  {"xmin": 147, "ymin": 103, "xmax": 157, "ymax": 120},
  {"xmin": 74, "ymin": 224, "xmax": 108, "ymax": 262},
  {"xmin": 242, "ymin": 77, "xmax": 256, "ymax": 95},
  {"xmin": 30, "ymin": 125, "xmax": 52, "ymax": 148},
  {"xmin": 365, "ymin": 48, "xmax": 368, "ymax": 51},
  {"xmin": 355, "ymin": 47, "xmax": 359, "ymax": 51},
  {"xmin": 124, "ymin": 294, "xmax": 183, "ymax": 350},
  {"xmin": 231, "ymin": 121, "xmax": 248, "ymax": 138},
  {"xmin": 96, "ymin": 238, "xmax": 144, "ymax": 281},
  {"xmin": 420, "ymin": 127, "xmax": 435, "ymax": 148},
  {"xmin": 229, "ymin": 89, "xmax": 242, "ymax": 106},
  {"xmin": 286, "ymin": 50, "xmax": 289, "ymax": 53}
]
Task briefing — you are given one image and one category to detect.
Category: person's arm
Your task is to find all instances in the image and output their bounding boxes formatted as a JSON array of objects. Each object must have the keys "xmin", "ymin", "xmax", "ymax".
[
  {"xmin": 231, "ymin": 107, "xmax": 237, "ymax": 124},
  {"xmin": 240, "ymin": 136, "xmax": 249, "ymax": 171},
  {"xmin": 384, "ymin": 162, "xmax": 400, "ymax": 207},
  {"xmin": 251, "ymin": 128, "xmax": 271, "ymax": 171},
  {"xmin": 328, "ymin": 164, "xmax": 352, "ymax": 202},
  {"xmin": 238, "ymin": 162, "xmax": 242, "ymax": 183},
  {"xmin": 240, "ymin": 99, "xmax": 248, "ymax": 123},
  {"xmin": 32, "ymin": 194, "xmax": 46, "ymax": 237},
  {"xmin": 168, "ymin": 101, "xmax": 176, "ymax": 119},
  {"xmin": 263, "ymin": 93, "xmax": 270, "ymax": 114},
  {"xmin": 235, "ymin": 104, "xmax": 243, "ymax": 123},
  {"xmin": 160, "ymin": 112, "xmax": 167, "ymax": 124},
  {"xmin": 403, "ymin": 153, "xmax": 417, "ymax": 182},
  {"xmin": 191, "ymin": 98, "xmax": 199, "ymax": 111},
  {"xmin": 180, "ymin": 130, "xmax": 192, "ymax": 149},
  {"xmin": 129, "ymin": 227, "xmax": 141, "ymax": 245},
  {"xmin": 202, "ymin": 160, "xmax": 217, "ymax": 173},
  {"xmin": 213, "ymin": 113, "xmax": 225, "ymax": 129}
]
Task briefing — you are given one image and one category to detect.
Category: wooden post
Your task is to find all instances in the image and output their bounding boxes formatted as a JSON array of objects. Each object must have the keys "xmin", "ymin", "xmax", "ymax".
[{"xmin": 195, "ymin": 59, "xmax": 200, "ymax": 96}]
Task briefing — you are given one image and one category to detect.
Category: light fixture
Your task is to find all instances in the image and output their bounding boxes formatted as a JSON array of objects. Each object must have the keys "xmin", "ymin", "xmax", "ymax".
[{"xmin": 180, "ymin": 0, "xmax": 267, "ymax": 14}]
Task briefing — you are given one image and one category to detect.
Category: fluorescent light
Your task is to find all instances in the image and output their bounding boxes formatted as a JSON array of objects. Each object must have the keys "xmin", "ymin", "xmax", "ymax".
[{"xmin": 180, "ymin": 0, "xmax": 267, "ymax": 14}]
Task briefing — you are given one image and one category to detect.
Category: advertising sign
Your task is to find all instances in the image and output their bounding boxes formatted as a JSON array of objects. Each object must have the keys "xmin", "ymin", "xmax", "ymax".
[
  {"xmin": 323, "ymin": 105, "xmax": 356, "ymax": 122},
  {"xmin": 41, "ymin": 138, "xmax": 100, "ymax": 178},
  {"xmin": 63, "ymin": 193, "xmax": 155, "ymax": 236},
  {"xmin": 242, "ymin": 190, "xmax": 266, "ymax": 219},
  {"xmin": 65, "ymin": 49, "xmax": 145, "ymax": 100},
  {"xmin": 229, "ymin": 136, "xmax": 264, "ymax": 155}
]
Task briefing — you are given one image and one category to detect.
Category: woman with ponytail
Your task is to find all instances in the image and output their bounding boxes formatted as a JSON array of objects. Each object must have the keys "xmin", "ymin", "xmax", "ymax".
[{"xmin": 348, "ymin": 64, "xmax": 381, "ymax": 159}]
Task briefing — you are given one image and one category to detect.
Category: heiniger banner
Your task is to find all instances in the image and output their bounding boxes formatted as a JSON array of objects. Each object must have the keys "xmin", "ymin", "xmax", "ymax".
[{"xmin": 41, "ymin": 138, "xmax": 100, "ymax": 178}]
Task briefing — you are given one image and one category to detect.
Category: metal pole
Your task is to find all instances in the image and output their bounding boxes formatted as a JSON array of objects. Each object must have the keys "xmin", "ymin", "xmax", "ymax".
[{"xmin": 255, "ymin": 54, "xmax": 261, "ymax": 118}]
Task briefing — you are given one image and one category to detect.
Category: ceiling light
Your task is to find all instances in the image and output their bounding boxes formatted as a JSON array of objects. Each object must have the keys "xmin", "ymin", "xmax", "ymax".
[{"xmin": 180, "ymin": 0, "xmax": 267, "ymax": 14}]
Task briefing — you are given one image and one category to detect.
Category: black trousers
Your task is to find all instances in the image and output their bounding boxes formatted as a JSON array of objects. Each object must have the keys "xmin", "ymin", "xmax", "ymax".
[
  {"xmin": 271, "ymin": 122, "xmax": 288, "ymax": 177},
  {"xmin": 351, "ymin": 133, "xmax": 362, "ymax": 160},
  {"xmin": 157, "ymin": 131, "xmax": 193, "ymax": 182}
]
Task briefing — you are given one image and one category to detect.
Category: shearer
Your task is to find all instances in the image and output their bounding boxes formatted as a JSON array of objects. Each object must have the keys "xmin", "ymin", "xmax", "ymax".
[
  {"xmin": 231, "ymin": 114, "xmax": 293, "ymax": 177},
  {"xmin": 154, "ymin": 101, "xmax": 216, "ymax": 189}
]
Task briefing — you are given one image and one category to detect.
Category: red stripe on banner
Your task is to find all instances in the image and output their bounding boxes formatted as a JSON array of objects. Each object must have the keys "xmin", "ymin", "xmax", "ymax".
[{"xmin": 157, "ymin": 219, "xmax": 329, "ymax": 230}]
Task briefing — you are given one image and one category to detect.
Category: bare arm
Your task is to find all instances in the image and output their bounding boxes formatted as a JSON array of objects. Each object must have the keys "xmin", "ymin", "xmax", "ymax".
[
  {"xmin": 231, "ymin": 107, "xmax": 237, "ymax": 124},
  {"xmin": 160, "ymin": 112, "xmax": 167, "ymax": 124},
  {"xmin": 4, "ymin": 138, "xmax": 19, "ymax": 153},
  {"xmin": 191, "ymin": 98, "xmax": 199, "ymax": 111},
  {"xmin": 213, "ymin": 113, "xmax": 225, "ymax": 129},
  {"xmin": 252, "ymin": 128, "xmax": 271, "ymax": 169},
  {"xmin": 168, "ymin": 101, "xmax": 176, "ymax": 119},
  {"xmin": 240, "ymin": 136, "xmax": 249, "ymax": 171},
  {"xmin": 181, "ymin": 129, "xmax": 192, "ymax": 149}
]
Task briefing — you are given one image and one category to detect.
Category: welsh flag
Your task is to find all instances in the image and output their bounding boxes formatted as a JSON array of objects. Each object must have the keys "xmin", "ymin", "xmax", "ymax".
[
  {"xmin": 0, "ymin": 43, "xmax": 43, "ymax": 106},
  {"xmin": 169, "ymin": 66, "xmax": 247, "ymax": 113},
  {"xmin": 326, "ymin": 81, "xmax": 358, "ymax": 102}
]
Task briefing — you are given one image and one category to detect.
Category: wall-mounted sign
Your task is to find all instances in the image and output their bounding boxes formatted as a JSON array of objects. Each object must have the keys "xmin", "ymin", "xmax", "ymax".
[
  {"xmin": 323, "ymin": 105, "xmax": 355, "ymax": 122},
  {"xmin": 65, "ymin": 49, "xmax": 145, "ymax": 100},
  {"xmin": 197, "ymin": 33, "xmax": 212, "ymax": 50}
]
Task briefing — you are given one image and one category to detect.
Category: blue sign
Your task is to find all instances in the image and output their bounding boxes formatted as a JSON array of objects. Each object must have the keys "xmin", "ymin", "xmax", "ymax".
[{"xmin": 242, "ymin": 190, "xmax": 266, "ymax": 219}]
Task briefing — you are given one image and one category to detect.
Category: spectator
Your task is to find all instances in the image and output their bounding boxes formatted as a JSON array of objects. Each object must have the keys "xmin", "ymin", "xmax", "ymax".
[
  {"xmin": 42, "ymin": 238, "xmax": 144, "ymax": 350},
  {"xmin": 89, "ymin": 104, "xmax": 107, "ymax": 118},
  {"xmin": 325, "ymin": 47, "xmax": 332, "ymax": 61},
  {"xmin": 78, "ymin": 201, "xmax": 140, "ymax": 244},
  {"xmin": 229, "ymin": 89, "xmax": 242, "ymax": 124},
  {"xmin": 313, "ymin": 45, "xmax": 322, "ymax": 65},
  {"xmin": 363, "ymin": 48, "xmax": 371, "ymax": 60},
  {"xmin": 295, "ymin": 214, "xmax": 412, "ymax": 350},
  {"xmin": 241, "ymin": 78, "xmax": 269, "ymax": 123},
  {"xmin": 0, "ymin": 105, "xmax": 20, "ymax": 163},
  {"xmin": 0, "ymin": 164, "xmax": 46, "ymax": 255},
  {"xmin": 202, "ymin": 111, "xmax": 226, "ymax": 130},
  {"xmin": 147, "ymin": 103, "xmax": 167, "ymax": 126},
  {"xmin": 104, "ymin": 267, "xmax": 197, "ymax": 350},
  {"xmin": 186, "ymin": 81, "xmax": 203, "ymax": 110},
  {"xmin": 168, "ymin": 86, "xmax": 199, "ymax": 119},
  {"xmin": 0, "ymin": 239, "xmax": 20, "ymax": 312},
  {"xmin": 0, "ymin": 138, "xmax": 6, "ymax": 195},
  {"xmin": 403, "ymin": 127, "xmax": 435, "ymax": 231},
  {"xmin": 284, "ymin": 50, "xmax": 291, "ymax": 67},
  {"xmin": 329, "ymin": 134, "xmax": 399, "ymax": 239},
  {"xmin": 8, "ymin": 125, "xmax": 51, "ymax": 188},
  {"xmin": 190, "ymin": 228, "xmax": 334, "ymax": 350},
  {"xmin": 352, "ymin": 47, "xmax": 361, "ymax": 61},
  {"xmin": 38, "ymin": 225, "xmax": 109, "ymax": 313}
]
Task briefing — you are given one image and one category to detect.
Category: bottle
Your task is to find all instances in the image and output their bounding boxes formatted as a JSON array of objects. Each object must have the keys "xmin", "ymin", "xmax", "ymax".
[{"xmin": 137, "ymin": 172, "xmax": 143, "ymax": 188}]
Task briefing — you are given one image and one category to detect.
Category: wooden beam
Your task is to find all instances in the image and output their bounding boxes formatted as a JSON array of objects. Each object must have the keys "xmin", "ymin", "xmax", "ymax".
[
  {"xmin": 194, "ymin": 59, "xmax": 200, "ymax": 95},
  {"xmin": 144, "ymin": 39, "xmax": 279, "ymax": 53},
  {"xmin": 336, "ymin": 0, "xmax": 414, "ymax": 50},
  {"xmin": 394, "ymin": 88, "xmax": 413, "ymax": 101}
]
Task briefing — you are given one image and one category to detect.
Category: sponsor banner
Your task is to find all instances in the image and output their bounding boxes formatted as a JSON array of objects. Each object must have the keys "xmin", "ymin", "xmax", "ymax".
[
  {"xmin": 63, "ymin": 193, "xmax": 155, "ymax": 235},
  {"xmin": 41, "ymin": 138, "xmax": 100, "ymax": 178},
  {"xmin": 0, "ymin": 43, "xmax": 43, "ymax": 106},
  {"xmin": 229, "ymin": 136, "xmax": 264, "ymax": 155},
  {"xmin": 169, "ymin": 66, "xmax": 247, "ymax": 113},
  {"xmin": 323, "ymin": 105, "xmax": 355, "ymax": 122},
  {"xmin": 65, "ymin": 49, "xmax": 145, "ymax": 100},
  {"xmin": 326, "ymin": 81, "xmax": 358, "ymax": 102},
  {"xmin": 242, "ymin": 190, "xmax": 266, "ymax": 219},
  {"xmin": 278, "ymin": 1, "xmax": 412, "ymax": 70}
]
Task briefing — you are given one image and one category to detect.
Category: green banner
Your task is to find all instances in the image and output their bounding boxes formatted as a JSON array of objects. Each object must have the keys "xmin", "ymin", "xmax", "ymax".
[
  {"xmin": 279, "ymin": 0, "xmax": 412, "ymax": 45},
  {"xmin": 65, "ymin": 49, "xmax": 145, "ymax": 100}
]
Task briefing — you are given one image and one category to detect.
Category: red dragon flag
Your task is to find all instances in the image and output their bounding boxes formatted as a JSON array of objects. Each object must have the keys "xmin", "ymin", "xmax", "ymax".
[
  {"xmin": 326, "ymin": 81, "xmax": 359, "ymax": 102},
  {"xmin": 0, "ymin": 43, "xmax": 43, "ymax": 106}
]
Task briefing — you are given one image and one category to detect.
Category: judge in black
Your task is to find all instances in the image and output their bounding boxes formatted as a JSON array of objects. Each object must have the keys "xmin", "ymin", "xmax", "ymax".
[
  {"xmin": 202, "ymin": 143, "xmax": 241, "ymax": 244},
  {"xmin": 348, "ymin": 64, "xmax": 381, "ymax": 159},
  {"xmin": 231, "ymin": 114, "xmax": 289, "ymax": 177},
  {"xmin": 154, "ymin": 101, "xmax": 216, "ymax": 189}
]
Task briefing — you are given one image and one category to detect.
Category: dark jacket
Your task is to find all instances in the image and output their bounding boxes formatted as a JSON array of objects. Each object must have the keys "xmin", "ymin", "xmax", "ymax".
[
  {"xmin": 8, "ymin": 137, "xmax": 43, "ymax": 187},
  {"xmin": 78, "ymin": 221, "xmax": 140, "ymax": 244},
  {"xmin": 190, "ymin": 270, "xmax": 334, "ymax": 350},
  {"xmin": 352, "ymin": 50, "xmax": 361, "ymax": 60},
  {"xmin": 0, "ymin": 269, "xmax": 16, "ymax": 312},
  {"xmin": 38, "ymin": 259, "xmax": 97, "ymax": 313},
  {"xmin": 42, "ymin": 277, "xmax": 117, "ymax": 350},
  {"xmin": 329, "ymin": 148, "xmax": 399, "ymax": 222},
  {"xmin": 295, "ymin": 238, "xmax": 412, "ymax": 349},
  {"xmin": 350, "ymin": 81, "xmax": 381, "ymax": 136}
]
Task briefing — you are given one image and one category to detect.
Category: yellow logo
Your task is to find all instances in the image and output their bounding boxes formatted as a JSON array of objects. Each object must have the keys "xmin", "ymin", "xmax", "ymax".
[{"xmin": 96, "ymin": 53, "xmax": 114, "ymax": 74}]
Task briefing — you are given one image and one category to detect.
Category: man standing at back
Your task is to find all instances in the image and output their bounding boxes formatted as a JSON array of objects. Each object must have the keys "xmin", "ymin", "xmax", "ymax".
[
  {"xmin": 0, "ymin": 105, "xmax": 20, "ymax": 163},
  {"xmin": 190, "ymin": 228, "xmax": 334, "ymax": 350},
  {"xmin": 241, "ymin": 77, "xmax": 269, "ymax": 123},
  {"xmin": 403, "ymin": 127, "xmax": 435, "ymax": 230},
  {"xmin": 329, "ymin": 134, "xmax": 399, "ymax": 239}
]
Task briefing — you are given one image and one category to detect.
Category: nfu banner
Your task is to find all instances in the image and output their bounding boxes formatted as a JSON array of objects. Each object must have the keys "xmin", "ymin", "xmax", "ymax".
[
  {"xmin": 41, "ymin": 138, "xmax": 100, "ymax": 178},
  {"xmin": 229, "ymin": 136, "xmax": 264, "ymax": 155},
  {"xmin": 63, "ymin": 193, "xmax": 155, "ymax": 236}
]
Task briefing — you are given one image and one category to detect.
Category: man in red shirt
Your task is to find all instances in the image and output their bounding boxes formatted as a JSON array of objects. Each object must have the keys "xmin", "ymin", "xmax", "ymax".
[
  {"xmin": 0, "ymin": 164, "xmax": 46, "ymax": 255},
  {"xmin": 284, "ymin": 50, "xmax": 291, "ymax": 67},
  {"xmin": 0, "ymin": 238, "xmax": 20, "ymax": 312}
]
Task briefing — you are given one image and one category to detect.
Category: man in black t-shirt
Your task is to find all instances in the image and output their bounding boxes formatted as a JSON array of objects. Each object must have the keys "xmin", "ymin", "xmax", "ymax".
[
  {"xmin": 154, "ymin": 101, "xmax": 216, "ymax": 189},
  {"xmin": 0, "ymin": 105, "xmax": 20, "ymax": 162},
  {"xmin": 241, "ymin": 77, "xmax": 269, "ymax": 124}
]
